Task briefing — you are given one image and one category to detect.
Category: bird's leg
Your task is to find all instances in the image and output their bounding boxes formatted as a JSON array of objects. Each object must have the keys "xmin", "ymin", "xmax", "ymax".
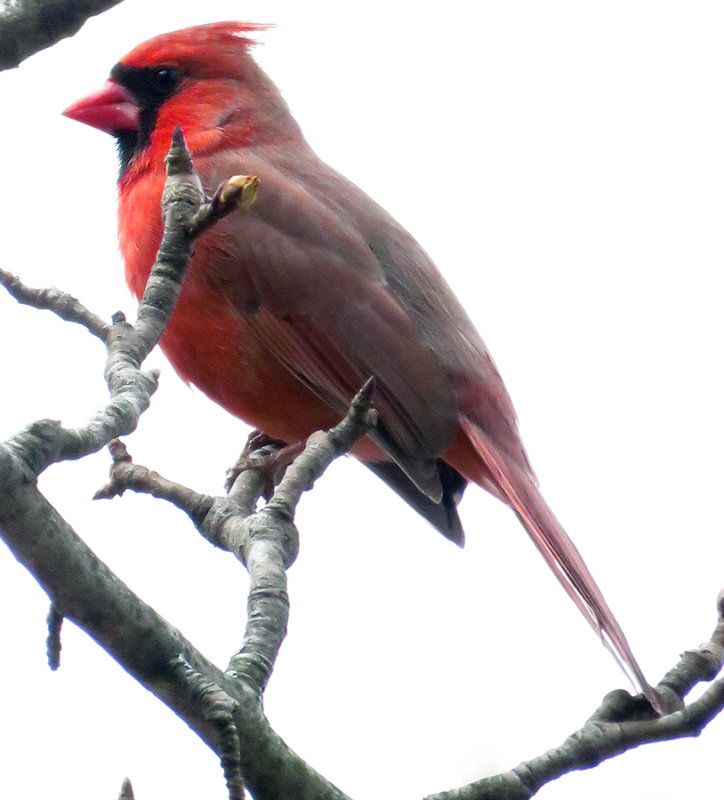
[{"xmin": 225, "ymin": 429, "xmax": 305, "ymax": 499}]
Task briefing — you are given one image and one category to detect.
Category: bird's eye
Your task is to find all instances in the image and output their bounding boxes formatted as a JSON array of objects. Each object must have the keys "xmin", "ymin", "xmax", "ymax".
[
  {"xmin": 110, "ymin": 63, "xmax": 182, "ymax": 105},
  {"xmin": 152, "ymin": 67, "xmax": 181, "ymax": 95}
]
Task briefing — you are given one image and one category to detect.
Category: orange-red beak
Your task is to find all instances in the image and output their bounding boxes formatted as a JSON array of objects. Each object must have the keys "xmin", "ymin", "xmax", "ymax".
[{"xmin": 63, "ymin": 80, "xmax": 140, "ymax": 134}]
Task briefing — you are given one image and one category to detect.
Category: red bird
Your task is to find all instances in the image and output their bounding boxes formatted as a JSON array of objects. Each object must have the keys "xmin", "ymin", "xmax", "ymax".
[{"xmin": 64, "ymin": 22, "xmax": 656, "ymax": 704}]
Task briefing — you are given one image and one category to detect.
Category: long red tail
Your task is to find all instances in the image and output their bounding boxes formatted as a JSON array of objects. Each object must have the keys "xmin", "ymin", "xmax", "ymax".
[{"xmin": 455, "ymin": 418, "xmax": 660, "ymax": 711}]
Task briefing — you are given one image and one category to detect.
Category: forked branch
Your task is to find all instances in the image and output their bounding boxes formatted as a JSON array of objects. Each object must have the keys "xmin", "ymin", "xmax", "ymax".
[{"xmin": 1, "ymin": 129, "xmax": 724, "ymax": 800}]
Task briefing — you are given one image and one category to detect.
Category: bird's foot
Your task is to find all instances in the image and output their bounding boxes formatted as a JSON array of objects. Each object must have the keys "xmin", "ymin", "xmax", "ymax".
[{"xmin": 225, "ymin": 430, "xmax": 304, "ymax": 498}]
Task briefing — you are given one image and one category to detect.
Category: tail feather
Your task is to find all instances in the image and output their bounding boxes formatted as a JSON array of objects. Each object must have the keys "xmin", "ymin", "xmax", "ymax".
[
  {"xmin": 458, "ymin": 418, "xmax": 660, "ymax": 711},
  {"xmin": 366, "ymin": 459, "xmax": 468, "ymax": 546}
]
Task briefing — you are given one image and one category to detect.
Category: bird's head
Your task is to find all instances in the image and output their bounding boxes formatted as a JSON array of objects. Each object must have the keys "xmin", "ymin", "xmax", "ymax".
[{"xmin": 63, "ymin": 22, "xmax": 285, "ymax": 178}]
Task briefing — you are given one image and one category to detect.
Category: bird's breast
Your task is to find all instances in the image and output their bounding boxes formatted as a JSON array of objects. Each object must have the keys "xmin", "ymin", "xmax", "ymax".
[{"xmin": 117, "ymin": 177, "xmax": 362, "ymax": 446}]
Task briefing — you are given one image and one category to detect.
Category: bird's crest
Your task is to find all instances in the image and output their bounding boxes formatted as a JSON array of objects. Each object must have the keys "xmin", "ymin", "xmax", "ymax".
[{"xmin": 120, "ymin": 22, "xmax": 271, "ymax": 73}]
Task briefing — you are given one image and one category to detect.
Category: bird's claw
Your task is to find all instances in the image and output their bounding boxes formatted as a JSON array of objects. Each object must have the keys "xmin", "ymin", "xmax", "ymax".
[{"xmin": 225, "ymin": 430, "xmax": 302, "ymax": 498}]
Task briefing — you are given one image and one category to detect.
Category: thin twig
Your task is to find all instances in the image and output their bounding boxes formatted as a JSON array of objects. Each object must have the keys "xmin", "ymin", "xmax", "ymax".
[
  {"xmin": 0, "ymin": 269, "xmax": 110, "ymax": 340},
  {"xmin": 46, "ymin": 602, "xmax": 63, "ymax": 671},
  {"xmin": 94, "ymin": 439, "xmax": 215, "ymax": 530}
]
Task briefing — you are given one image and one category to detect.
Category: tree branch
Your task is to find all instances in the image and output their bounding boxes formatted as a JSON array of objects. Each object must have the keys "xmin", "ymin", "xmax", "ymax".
[
  {"xmin": 0, "ymin": 470, "xmax": 353, "ymax": 800},
  {"xmin": 0, "ymin": 269, "xmax": 110, "ymax": 340},
  {"xmin": 0, "ymin": 129, "xmax": 353, "ymax": 800},
  {"xmin": 95, "ymin": 379, "xmax": 378, "ymax": 696},
  {"xmin": 2, "ymin": 121, "xmax": 724, "ymax": 800},
  {"xmin": 0, "ymin": 128, "xmax": 257, "ymax": 475},
  {"xmin": 424, "ymin": 593, "xmax": 724, "ymax": 800},
  {"xmin": 0, "ymin": 0, "xmax": 127, "ymax": 70}
]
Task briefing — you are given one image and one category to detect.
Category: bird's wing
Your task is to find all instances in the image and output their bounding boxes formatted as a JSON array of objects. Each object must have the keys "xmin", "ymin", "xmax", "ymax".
[
  {"xmin": 281, "ymin": 149, "xmax": 535, "ymax": 476},
  {"xmin": 198, "ymin": 153, "xmax": 459, "ymax": 498}
]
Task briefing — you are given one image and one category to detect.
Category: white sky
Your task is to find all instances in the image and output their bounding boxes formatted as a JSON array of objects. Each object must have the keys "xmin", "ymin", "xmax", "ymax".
[{"xmin": 1, "ymin": 2, "xmax": 723, "ymax": 798}]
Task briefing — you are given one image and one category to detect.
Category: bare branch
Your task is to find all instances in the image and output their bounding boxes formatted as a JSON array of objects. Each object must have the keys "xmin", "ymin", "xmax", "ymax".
[
  {"xmin": 1, "ymin": 72, "xmax": 721, "ymax": 797},
  {"xmin": 0, "ymin": 459, "xmax": 353, "ymax": 800},
  {"xmin": 0, "ymin": 0, "xmax": 126, "ymax": 70},
  {"xmin": 174, "ymin": 657, "xmax": 246, "ymax": 800},
  {"xmin": 94, "ymin": 439, "xmax": 215, "ymax": 527},
  {"xmin": 0, "ymin": 129, "xmax": 259, "ymax": 477},
  {"xmin": 46, "ymin": 602, "xmax": 63, "ymax": 670},
  {"xmin": 266, "ymin": 377, "xmax": 377, "ymax": 518},
  {"xmin": 118, "ymin": 777, "xmax": 134, "ymax": 800},
  {"xmin": 0, "ymin": 129, "xmax": 351, "ymax": 800},
  {"xmin": 94, "ymin": 380, "xmax": 378, "ymax": 696},
  {"xmin": 0, "ymin": 269, "xmax": 110, "ymax": 340},
  {"xmin": 424, "ymin": 593, "xmax": 724, "ymax": 800},
  {"xmin": 192, "ymin": 174, "xmax": 260, "ymax": 236}
]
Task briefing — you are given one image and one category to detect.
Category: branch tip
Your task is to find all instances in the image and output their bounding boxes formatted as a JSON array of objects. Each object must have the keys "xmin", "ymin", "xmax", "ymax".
[
  {"xmin": 717, "ymin": 587, "xmax": 724, "ymax": 619},
  {"xmin": 350, "ymin": 377, "xmax": 378, "ymax": 427},
  {"xmin": 46, "ymin": 603, "xmax": 63, "ymax": 671},
  {"xmin": 165, "ymin": 127, "xmax": 193, "ymax": 176},
  {"xmin": 0, "ymin": 269, "xmax": 110, "ymax": 340},
  {"xmin": 108, "ymin": 438, "xmax": 131, "ymax": 465},
  {"xmin": 219, "ymin": 174, "xmax": 260, "ymax": 210},
  {"xmin": 357, "ymin": 375, "xmax": 376, "ymax": 401},
  {"xmin": 118, "ymin": 777, "xmax": 135, "ymax": 800}
]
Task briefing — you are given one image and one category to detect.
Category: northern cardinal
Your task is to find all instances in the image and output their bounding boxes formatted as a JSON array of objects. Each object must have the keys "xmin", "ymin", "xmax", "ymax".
[{"xmin": 64, "ymin": 22, "xmax": 657, "ymax": 705}]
